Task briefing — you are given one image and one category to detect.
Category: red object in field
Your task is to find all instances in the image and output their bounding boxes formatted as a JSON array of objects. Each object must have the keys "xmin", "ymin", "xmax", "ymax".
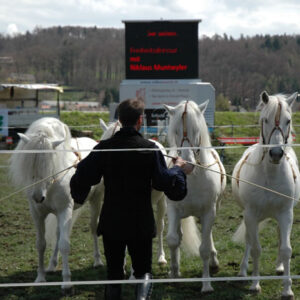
[
  {"xmin": 218, "ymin": 135, "xmax": 296, "ymax": 145},
  {"xmin": 6, "ymin": 136, "xmax": 13, "ymax": 144},
  {"xmin": 217, "ymin": 137, "xmax": 259, "ymax": 145}
]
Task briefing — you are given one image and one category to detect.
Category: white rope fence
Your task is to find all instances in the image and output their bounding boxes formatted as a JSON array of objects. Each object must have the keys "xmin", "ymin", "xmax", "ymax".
[{"xmin": 1, "ymin": 275, "xmax": 300, "ymax": 288}]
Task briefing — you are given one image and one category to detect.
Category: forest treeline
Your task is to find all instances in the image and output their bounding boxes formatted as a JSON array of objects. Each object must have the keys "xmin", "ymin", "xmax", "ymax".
[{"xmin": 0, "ymin": 26, "xmax": 300, "ymax": 109}]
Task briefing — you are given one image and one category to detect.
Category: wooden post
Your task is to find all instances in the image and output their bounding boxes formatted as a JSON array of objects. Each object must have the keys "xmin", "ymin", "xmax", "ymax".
[
  {"xmin": 57, "ymin": 91, "xmax": 60, "ymax": 118},
  {"xmin": 35, "ymin": 90, "xmax": 39, "ymax": 108}
]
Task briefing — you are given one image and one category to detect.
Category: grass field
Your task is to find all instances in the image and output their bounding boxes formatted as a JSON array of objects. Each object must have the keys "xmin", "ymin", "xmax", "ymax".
[{"xmin": 1, "ymin": 112, "xmax": 300, "ymax": 299}]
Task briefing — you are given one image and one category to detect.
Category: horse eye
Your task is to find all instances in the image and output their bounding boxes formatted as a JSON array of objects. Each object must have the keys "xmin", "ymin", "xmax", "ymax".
[
  {"xmin": 287, "ymin": 120, "xmax": 291, "ymax": 125},
  {"xmin": 264, "ymin": 119, "xmax": 268, "ymax": 124}
]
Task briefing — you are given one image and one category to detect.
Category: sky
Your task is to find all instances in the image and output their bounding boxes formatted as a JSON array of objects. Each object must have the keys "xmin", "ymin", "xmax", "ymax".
[{"xmin": 0, "ymin": 0, "xmax": 300, "ymax": 39}]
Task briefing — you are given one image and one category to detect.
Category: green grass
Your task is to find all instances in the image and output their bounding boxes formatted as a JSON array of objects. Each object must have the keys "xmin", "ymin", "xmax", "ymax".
[
  {"xmin": 1, "ymin": 112, "xmax": 300, "ymax": 299},
  {"xmin": 1, "ymin": 167, "xmax": 300, "ymax": 299},
  {"xmin": 60, "ymin": 111, "xmax": 109, "ymax": 141}
]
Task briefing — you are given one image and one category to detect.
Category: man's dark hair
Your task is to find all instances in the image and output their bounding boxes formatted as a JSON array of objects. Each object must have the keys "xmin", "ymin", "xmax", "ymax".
[{"xmin": 118, "ymin": 97, "xmax": 145, "ymax": 127}]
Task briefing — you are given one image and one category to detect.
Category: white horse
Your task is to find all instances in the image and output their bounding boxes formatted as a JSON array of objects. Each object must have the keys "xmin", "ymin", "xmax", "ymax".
[
  {"xmin": 99, "ymin": 119, "xmax": 168, "ymax": 265},
  {"xmin": 164, "ymin": 100, "xmax": 226, "ymax": 293},
  {"xmin": 232, "ymin": 91, "xmax": 300, "ymax": 299},
  {"xmin": 9, "ymin": 117, "xmax": 103, "ymax": 290}
]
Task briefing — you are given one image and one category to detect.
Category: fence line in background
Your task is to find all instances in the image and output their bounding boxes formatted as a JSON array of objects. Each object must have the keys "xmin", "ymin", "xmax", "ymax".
[
  {"xmin": 1, "ymin": 143, "xmax": 300, "ymax": 154},
  {"xmin": 2, "ymin": 123, "xmax": 300, "ymax": 130}
]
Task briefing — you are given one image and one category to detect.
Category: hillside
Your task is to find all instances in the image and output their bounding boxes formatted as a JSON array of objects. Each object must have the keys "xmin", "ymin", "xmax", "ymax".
[{"xmin": 0, "ymin": 27, "xmax": 300, "ymax": 109}]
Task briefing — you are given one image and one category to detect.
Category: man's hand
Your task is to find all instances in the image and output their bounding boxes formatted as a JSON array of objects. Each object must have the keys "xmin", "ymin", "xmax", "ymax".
[{"xmin": 173, "ymin": 156, "xmax": 194, "ymax": 175}]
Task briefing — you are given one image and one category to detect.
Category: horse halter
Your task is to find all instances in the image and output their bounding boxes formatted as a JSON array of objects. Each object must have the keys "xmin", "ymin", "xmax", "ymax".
[
  {"xmin": 180, "ymin": 101, "xmax": 191, "ymax": 147},
  {"xmin": 179, "ymin": 101, "xmax": 200, "ymax": 156},
  {"xmin": 261, "ymin": 100, "xmax": 290, "ymax": 146},
  {"xmin": 179, "ymin": 101, "xmax": 224, "ymax": 184}
]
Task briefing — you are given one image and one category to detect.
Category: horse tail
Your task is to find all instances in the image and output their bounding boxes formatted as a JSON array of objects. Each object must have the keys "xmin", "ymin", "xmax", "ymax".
[
  {"xmin": 181, "ymin": 216, "xmax": 201, "ymax": 256},
  {"xmin": 232, "ymin": 220, "xmax": 246, "ymax": 243},
  {"xmin": 45, "ymin": 206, "xmax": 85, "ymax": 249},
  {"xmin": 232, "ymin": 219, "xmax": 269, "ymax": 244}
]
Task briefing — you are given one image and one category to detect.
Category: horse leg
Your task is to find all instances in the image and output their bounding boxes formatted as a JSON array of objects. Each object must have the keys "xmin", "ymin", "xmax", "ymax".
[
  {"xmin": 156, "ymin": 194, "xmax": 167, "ymax": 265},
  {"xmin": 31, "ymin": 209, "xmax": 47, "ymax": 283},
  {"xmin": 276, "ymin": 224, "xmax": 284, "ymax": 275},
  {"xmin": 57, "ymin": 208, "xmax": 73, "ymax": 290},
  {"xmin": 166, "ymin": 204, "xmax": 182, "ymax": 277},
  {"xmin": 238, "ymin": 236, "xmax": 251, "ymax": 277},
  {"xmin": 277, "ymin": 211, "xmax": 294, "ymax": 299},
  {"xmin": 244, "ymin": 212, "xmax": 261, "ymax": 293},
  {"xmin": 89, "ymin": 195, "xmax": 104, "ymax": 267},
  {"xmin": 238, "ymin": 217, "xmax": 251, "ymax": 277},
  {"xmin": 47, "ymin": 225, "xmax": 60, "ymax": 272},
  {"xmin": 208, "ymin": 219, "xmax": 219, "ymax": 272},
  {"xmin": 200, "ymin": 210, "xmax": 216, "ymax": 293}
]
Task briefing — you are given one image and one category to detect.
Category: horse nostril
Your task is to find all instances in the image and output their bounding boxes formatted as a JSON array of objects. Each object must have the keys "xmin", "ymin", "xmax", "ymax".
[
  {"xmin": 41, "ymin": 196, "xmax": 45, "ymax": 203},
  {"xmin": 269, "ymin": 148, "xmax": 284, "ymax": 160}
]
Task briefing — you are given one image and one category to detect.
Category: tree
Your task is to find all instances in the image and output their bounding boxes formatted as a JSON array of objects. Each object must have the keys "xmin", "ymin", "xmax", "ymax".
[{"xmin": 216, "ymin": 93, "xmax": 230, "ymax": 111}]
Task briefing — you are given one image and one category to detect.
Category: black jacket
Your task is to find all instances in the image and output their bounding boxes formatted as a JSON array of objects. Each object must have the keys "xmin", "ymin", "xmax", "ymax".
[{"xmin": 70, "ymin": 127, "xmax": 187, "ymax": 240}]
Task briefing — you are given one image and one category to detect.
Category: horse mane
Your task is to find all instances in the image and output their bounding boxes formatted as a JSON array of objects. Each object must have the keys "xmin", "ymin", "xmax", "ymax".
[
  {"xmin": 168, "ymin": 100, "xmax": 212, "ymax": 148},
  {"xmin": 9, "ymin": 118, "xmax": 73, "ymax": 187},
  {"xmin": 257, "ymin": 94, "xmax": 294, "ymax": 145}
]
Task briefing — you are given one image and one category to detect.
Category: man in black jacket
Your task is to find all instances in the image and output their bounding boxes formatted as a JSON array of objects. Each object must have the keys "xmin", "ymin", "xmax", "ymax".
[{"xmin": 70, "ymin": 98, "xmax": 190, "ymax": 300}]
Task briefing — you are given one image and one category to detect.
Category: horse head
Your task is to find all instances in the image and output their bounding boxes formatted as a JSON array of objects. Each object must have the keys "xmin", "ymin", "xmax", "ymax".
[
  {"xmin": 17, "ymin": 132, "xmax": 65, "ymax": 203},
  {"xmin": 258, "ymin": 91, "xmax": 297, "ymax": 164},
  {"xmin": 164, "ymin": 100, "xmax": 210, "ymax": 166}
]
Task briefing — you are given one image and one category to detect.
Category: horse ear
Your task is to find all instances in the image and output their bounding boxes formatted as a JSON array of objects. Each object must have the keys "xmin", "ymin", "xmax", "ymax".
[
  {"xmin": 260, "ymin": 91, "xmax": 269, "ymax": 104},
  {"xmin": 286, "ymin": 92, "xmax": 298, "ymax": 108},
  {"xmin": 99, "ymin": 118, "xmax": 108, "ymax": 131},
  {"xmin": 17, "ymin": 133, "xmax": 30, "ymax": 144},
  {"xmin": 199, "ymin": 100, "xmax": 209, "ymax": 113},
  {"xmin": 52, "ymin": 139, "xmax": 65, "ymax": 149},
  {"xmin": 163, "ymin": 104, "xmax": 175, "ymax": 116}
]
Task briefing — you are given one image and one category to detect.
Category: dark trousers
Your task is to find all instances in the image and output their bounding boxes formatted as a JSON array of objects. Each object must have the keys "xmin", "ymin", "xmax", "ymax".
[{"xmin": 103, "ymin": 235, "xmax": 153, "ymax": 280}]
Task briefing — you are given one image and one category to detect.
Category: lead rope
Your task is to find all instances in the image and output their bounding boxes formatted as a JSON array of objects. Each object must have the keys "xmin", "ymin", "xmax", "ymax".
[
  {"xmin": 163, "ymin": 153, "xmax": 296, "ymax": 201},
  {"xmin": 0, "ymin": 163, "xmax": 77, "ymax": 203},
  {"xmin": 0, "ymin": 141, "xmax": 83, "ymax": 203},
  {"xmin": 51, "ymin": 138, "xmax": 82, "ymax": 184},
  {"xmin": 0, "ymin": 150, "xmax": 296, "ymax": 203}
]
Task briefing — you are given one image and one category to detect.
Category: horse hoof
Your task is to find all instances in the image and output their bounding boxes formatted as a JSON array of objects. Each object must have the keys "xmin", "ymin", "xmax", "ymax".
[
  {"xmin": 93, "ymin": 261, "xmax": 104, "ymax": 268},
  {"xmin": 276, "ymin": 269, "xmax": 284, "ymax": 276},
  {"xmin": 46, "ymin": 267, "xmax": 56, "ymax": 273},
  {"xmin": 249, "ymin": 286, "xmax": 261, "ymax": 294},
  {"xmin": 281, "ymin": 295, "xmax": 294, "ymax": 300},
  {"xmin": 158, "ymin": 259, "xmax": 167, "ymax": 266},
  {"xmin": 210, "ymin": 265, "xmax": 219, "ymax": 274},
  {"xmin": 34, "ymin": 277, "xmax": 46, "ymax": 283},
  {"xmin": 61, "ymin": 285, "xmax": 74, "ymax": 296},
  {"xmin": 238, "ymin": 271, "xmax": 247, "ymax": 277},
  {"xmin": 168, "ymin": 271, "xmax": 181, "ymax": 278},
  {"xmin": 201, "ymin": 286, "xmax": 214, "ymax": 294}
]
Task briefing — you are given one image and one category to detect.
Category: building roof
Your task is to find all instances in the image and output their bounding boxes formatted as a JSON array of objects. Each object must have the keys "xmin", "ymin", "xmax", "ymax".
[{"xmin": 0, "ymin": 83, "xmax": 63, "ymax": 93}]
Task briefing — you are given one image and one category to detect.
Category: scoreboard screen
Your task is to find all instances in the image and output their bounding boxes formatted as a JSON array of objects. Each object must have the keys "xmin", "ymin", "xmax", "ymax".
[{"xmin": 124, "ymin": 20, "xmax": 199, "ymax": 79}]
